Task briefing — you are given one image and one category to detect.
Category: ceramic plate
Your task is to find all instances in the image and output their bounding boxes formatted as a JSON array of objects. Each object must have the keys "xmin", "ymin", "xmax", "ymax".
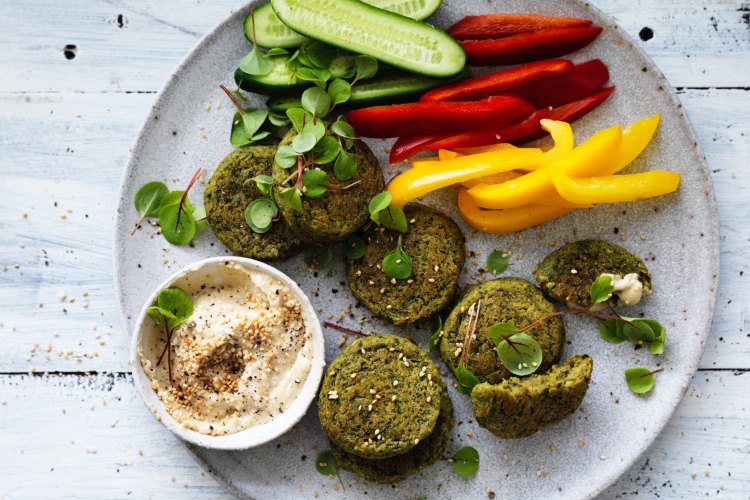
[{"xmin": 114, "ymin": 1, "xmax": 719, "ymax": 498}]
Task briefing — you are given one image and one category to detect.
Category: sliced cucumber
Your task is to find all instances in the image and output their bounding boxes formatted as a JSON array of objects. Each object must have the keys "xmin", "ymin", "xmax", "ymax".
[
  {"xmin": 266, "ymin": 95, "xmax": 302, "ymax": 112},
  {"xmin": 234, "ymin": 56, "xmax": 306, "ymax": 96},
  {"xmin": 248, "ymin": 0, "xmax": 443, "ymax": 49},
  {"xmin": 348, "ymin": 67, "xmax": 471, "ymax": 105},
  {"xmin": 270, "ymin": 0, "xmax": 465, "ymax": 77}
]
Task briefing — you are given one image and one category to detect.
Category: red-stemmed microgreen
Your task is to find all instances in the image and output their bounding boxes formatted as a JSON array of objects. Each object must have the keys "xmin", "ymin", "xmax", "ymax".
[
  {"xmin": 315, "ymin": 450, "xmax": 345, "ymax": 489},
  {"xmin": 146, "ymin": 287, "xmax": 193, "ymax": 384}
]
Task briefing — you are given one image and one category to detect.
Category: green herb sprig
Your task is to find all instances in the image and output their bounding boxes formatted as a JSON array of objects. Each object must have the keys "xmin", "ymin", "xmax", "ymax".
[
  {"xmin": 625, "ymin": 367, "xmax": 663, "ymax": 394},
  {"xmin": 486, "ymin": 249, "xmax": 509, "ymax": 275},
  {"xmin": 315, "ymin": 450, "xmax": 344, "ymax": 489},
  {"xmin": 450, "ymin": 446, "xmax": 480, "ymax": 478},
  {"xmin": 486, "ymin": 324, "xmax": 543, "ymax": 377},
  {"xmin": 367, "ymin": 192, "xmax": 413, "ymax": 279},
  {"xmin": 146, "ymin": 287, "xmax": 194, "ymax": 383},
  {"xmin": 133, "ymin": 169, "xmax": 209, "ymax": 246}
]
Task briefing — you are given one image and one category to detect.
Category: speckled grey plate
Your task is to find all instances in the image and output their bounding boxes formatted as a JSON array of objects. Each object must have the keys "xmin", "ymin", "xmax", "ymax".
[{"xmin": 113, "ymin": 1, "xmax": 719, "ymax": 498}]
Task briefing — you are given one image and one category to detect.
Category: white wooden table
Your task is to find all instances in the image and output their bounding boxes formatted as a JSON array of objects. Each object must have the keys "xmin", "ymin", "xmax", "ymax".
[{"xmin": 0, "ymin": 1, "xmax": 748, "ymax": 498}]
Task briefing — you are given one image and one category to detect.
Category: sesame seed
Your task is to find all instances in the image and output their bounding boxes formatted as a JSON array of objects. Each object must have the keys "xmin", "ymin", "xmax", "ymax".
[
  {"xmin": 393, "ymin": 380, "xmax": 399, "ymax": 386},
  {"xmin": 426, "ymin": 396, "xmax": 431, "ymax": 403},
  {"xmin": 367, "ymin": 404, "xmax": 373, "ymax": 411},
  {"xmin": 391, "ymin": 395, "xmax": 397, "ymax": 401},
  {"xmin": 350, "ymin": 373, "xmax": 357, "ymax": 378},
  {"xmin": 413, "ymin": 438, "xmax": 419, "ymax": 445},
  {"xmin": 395, "ymin": 259, "xmax": 402, "ymax": 264},
  {"xmin": 571, "ymin": 269, "xmax": 578, "ymax": 274},
  {"xmin": 434, "ymin": 265, "xmax": 439, "ymax": 271},
  {"xmin": 374, "ymin": 429, "xmax": 380, "ymax": 435},
  {"xmin": 370, "ymin": 389, "xmax": 376, "ymax": 394},
  {"xmin": 428, "ymin": 278, "xmax": 435, "ymax": 283}
]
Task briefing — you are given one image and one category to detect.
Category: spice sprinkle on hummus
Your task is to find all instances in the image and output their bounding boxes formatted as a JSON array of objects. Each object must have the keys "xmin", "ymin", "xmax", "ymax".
[{"xmin": 139, "ymin": 261, "xmax": 313, "ymax": 436}]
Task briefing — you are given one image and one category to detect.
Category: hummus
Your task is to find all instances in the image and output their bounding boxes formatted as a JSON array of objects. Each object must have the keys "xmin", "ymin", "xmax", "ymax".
[
  {"xmin": 600, "ymin": 272, "xmax": 649, "ymax": 307},
  {"xmin": 139, "ymin": 262, "xmax": 313, "ymax": 436}
]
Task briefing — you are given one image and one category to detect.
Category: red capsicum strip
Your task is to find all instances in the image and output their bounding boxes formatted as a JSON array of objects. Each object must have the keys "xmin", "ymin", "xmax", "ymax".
[
  {"xmin": 448, "ymin": 13, "xmax": 593, "ymax": 40},
  {"xmin": 388, "ymin": 86, "xmax": 615, "ymax": 162},
  {"xmin": 508, "ymin": 59, "xmax": 610, "ymax": 109},
  {"xmin": 347, "ymin": 95, "xmax": 534, "ymax": 139},
  {"xmin": 420, "ymin": 59, "xmax": 573, "ymax": 103},
  {"xmin": 461, "ymin": 27, "xmax": 603, "ymax": 66}
]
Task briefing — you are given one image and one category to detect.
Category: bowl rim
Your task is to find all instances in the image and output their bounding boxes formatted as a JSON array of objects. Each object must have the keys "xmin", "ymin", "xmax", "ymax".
[{"xmin": 128, "ymin": 256, "xmax": 326, "ymax": 450}]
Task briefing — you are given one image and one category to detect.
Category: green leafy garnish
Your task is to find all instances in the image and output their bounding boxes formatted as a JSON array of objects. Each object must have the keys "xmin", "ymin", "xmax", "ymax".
[
  {"xmin": 382, "ymin": 235, "xmax": 412, "ymax": 279},
  {"xmin": 292, "ymin": 128, "xmax": 318, "ymax": 154},
  {"xmin": 132, "ymin": 181, "xmax": 168, "ymax": 235},
  {"xmin": 158, "ymin": 169, "xmax": 203, "ymax": 247},
  {"xmin": 451, "ymin": 447, "xmax": 480, "ymax": 478},
  {"xmin": 315, "ymin": 450, "xmax": 344, "ymax": 489},
  {"xmin": 625, "ymin": 367, "xmax": 662, "ymax": 394},
  {"xmin": 368, "ymin": 191, "xmax": 393, "ymax": 223},
  {"xmin": 301, "ymin": 87, "xmax": 331, "ymax": 118},
  {"xmin": 327, "ymin": 78, "xmax": 351, "ymax": 107},
  {"xmin": 426, "ymin": 315, "xmax": 443, "ymax": 352},
  {"xmin": 379, "ymin": 205, "xmax": 408, "ymax": 233},
  {"xmin": 486, "ymin": 250, "xmax": 509, "ymax": 275},
  {"xmin": 252, "ymin": 175, "xmax": 274, "ymax": 195},
  {"xmin": 146, "ymin": 287, "xmax": 193, "ymax": 382},
  {"xmin": 345, "ymin": 235, "xmax": 366, "ymax": 260},
  {"xmin": 598, "ymin": 319, "xmax": 625, "ymax": 344},
  {"xmin": 648, "ymin": 329, "xmax": 666, "ymax": 355},
  {"xmin": 589, "ymin": 275, "xmax": 615, "ymax": 305},
  {"xmin": 353, "ymin": 55, "xmax": 378, "ymax": 84},
  {"xmin": 275, "ymin": 145, "xmax": 299, "ymax": 169},
  {"xmin": 279, "ymin": 187, "xmax": 302, "ymax": 212},
  {"xmin": 192, "ymin": 205, "xmax": 208, "ymax": 236},
  {"xmin": 304, "ymin": 244, "xmax": 333, "ymax": 269},
  {"xmin": 238, "ymin": 10, "xmax": 274, "ymax": 76},
  {"xmin": 493, "ymin": 331, "xmax": 543, "ymax": 377},
  {"xmin": 313, "ymin": 136, "xmax": 341, "ymax": 165},
  {"xmin": 455, "ymin": 361, "xmax": 479, "ymax": 395},
  {"xmin": 301, "ymin": 169, "xmax": 328, "ymax": 198},
  {"xmin": 333, "ymin": 150, "xmax": 357, "ymax": 181},
  {"xmin": 244, "ymin": 198, "xmax": 278, "ymax": 234}
]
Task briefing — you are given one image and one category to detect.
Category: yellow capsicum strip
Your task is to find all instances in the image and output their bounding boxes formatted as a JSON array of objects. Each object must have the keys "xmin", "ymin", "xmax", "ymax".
[
  {"xmin": 599, "ymin": 114, "xmax": 661, "ymax": 175},
  {"xmin": 457, "ymin": 189, "xmax": 574, "ymax": 234},
  {"xmin": 467, "ymin": 123, "xmax": 621, "ymax": 209},
  {"xmin": 550, "ymin": 170, "xmax": 681, "ymax": 205},
  {"xmin": 388, "ymin": 147, "xmax": 545, "ymax": 207},
  {"xmin": 461, "ymin": 170, "xmax": 523, "ymax": 188}
]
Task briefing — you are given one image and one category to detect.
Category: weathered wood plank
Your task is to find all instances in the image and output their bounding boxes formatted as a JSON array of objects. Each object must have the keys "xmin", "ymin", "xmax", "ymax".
[
  {"xmin": 0, "ymin": 0, "xmax": 747, "ymax": 92},
  {"xmin": 0, "ymin": 370, "xmax": 746, "ymax": 499},
  {"xmin": 0, "ymin": 88, "xmax": 747, "ymax": 372}
]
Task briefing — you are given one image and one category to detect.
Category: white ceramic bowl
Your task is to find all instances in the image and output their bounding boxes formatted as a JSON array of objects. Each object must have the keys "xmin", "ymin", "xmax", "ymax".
[{"xmin": 129, "ymin": 257, "xmax": 326, "ymax": 450}]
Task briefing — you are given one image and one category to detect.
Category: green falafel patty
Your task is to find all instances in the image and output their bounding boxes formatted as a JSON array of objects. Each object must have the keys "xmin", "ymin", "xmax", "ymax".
[
  {"xmin": 204, "ymin": 146, "xmax": 301, "ymax": 260},
  {"xmin": 272, "ymin": 130, "xmax": 384, "ymax": 242},
  {"xmin": 318, "ymin": 334, "xmax": 443, "ymax": 459},
  {"xmin": 535, "ymin": 239, "xmax": 652, "ymax": 307},
  {"xmin": 331, "ymin": 379, "xmax": 454, "ymax": 483},
  {"xmin": 439, "ymin": 278, "xmax": 565, "ymax": 385},
  {"xmin": 346, "ymin": 203, "xmax": 466, "ymax": 325},
  {"xmin": 471, "ymin": 354, "xmax": 593, "ymax": 439}
]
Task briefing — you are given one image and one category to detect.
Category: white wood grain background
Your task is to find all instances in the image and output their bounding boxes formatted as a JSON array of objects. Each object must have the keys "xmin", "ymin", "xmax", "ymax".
[{"xmin": 0, "ymin": 0, "xmax": 748, "ymax": 498}]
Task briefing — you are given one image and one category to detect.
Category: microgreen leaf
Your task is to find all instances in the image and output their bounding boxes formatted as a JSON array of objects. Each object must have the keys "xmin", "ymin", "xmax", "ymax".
[
  {"xmin": 265, "ymin": 48, "xmax": 289, "ymax": 57},
  {"xmin": 648, "ymin": 330, "xmax": 666, "ymax": 355},
  {"xmin": 598, "ymin": 319, "xmax": 625, "ymax": 344},
  {"xmin": 157, "ymin": 287, "xmax": 193, "ymax": 329},
  {"xmin": 621, "ymin": 318, "xmax": 656, "ymax": 343},
  {"xmin": 239, "ymin": 48, "xmax": 275, "ymax": 76},
  {"xmin": 315, "ymin": 450, "xmax": 338, "ymax": 476},
  {"xmin": 345, "ymin": 235, "xmax": 365, "ymax": 260},
  {"xmin": 135, "ymin": 182, "xmax": 168, "ymax": 218},
  {"xmin": 132, "ymin": 181, "xmax": 168, "ymax": 234},
  {"xmin": 368, "ymin": 192, "xmax": 393, "ymax": 224},
  {"xmin": 485, "ymin": 322, "xmax": 520, "ymax": 345},
  {"xmin": 379, "ymin": 206, "xmax": 408, "ymax": 233},
  {"xmin": 331, "ymin": 119, "xmax": 357, "ymax": 140},
  {"xmin": 486, "ymin": 250, "xmax": 509, "ymax": 275},
  {"xmin": 292, "ymin": 129, "xmax": 318, "ymax": 154},
  {"xmin": 279, "ymin": 187, "xmax": 302, "ymax": 211},
  {"xmin": 301, "ymin": 87, "xmax": 331, "ymax": 118},
  {"xmin": 333, "ymin": 149, "xmax": 357, "ymax": 181},
  {"xmin": 625, "ymin": 367, "xmax": 658, "ymax": 394},
  {"xmin": 286, "ymin": 108, "xmax": 310, "ymax": 134},
  {"xmin": 267, "ymin": 110, "xmax": 291, "ymax": 128},
  {"xmin": 301, "ymin": 169, "xmax": 328, "ymax": 198},
  {"xmin": 426, "ymin": 315, "xmax": 443, "ymax": 352},
  {"xmin": 353, "ymin": 55, "xmax": 378, "ymax": 83},
  {"xmin": 230, "ymin": 112, "xmax": 253, "ymax": 147},
  {"xmin": 146, "ymin": 306, "xmax": 175, "ymax": 327},
  {"xmin": 241, "ymin": 109, "xmax": 269, "ymax": 137},
  {"xmin": 160, "ymin": 191, "xmax": 193, "ymax": 213},
  {"xmin": 302, "ymin": 41, "xmax": 336, "ymax": 69},
  {"xmin": 382, "ymin": 235, "xmax": 411, "ymax": 279},
  {"xmin": 252, "ymin": 175, "xmax": 274, "ymax": 196},
  {"xmin": 275, "ymin": 145, "xmax": 299, "ymax": 169},
  {"xmin": 304, "ymin": 244, "xmax": 333, "ymax": 269},
  {"xmin": 158, "ymin": 201, "xmax": 196, "ymax": 246},
  {"xmin": 455, "ymin": 362, "xmax": 479, "ymax": 395},
  {"xmin": 328, "ymin": 78, "xmax": 351, "ymax": 106},
  {"xmin": 192, "ymin": 205, "xmax": 208, "ymax": 236},
  {"xmin": 245, "ymin": 198, "xmax": 278, "ymax": 234},
  {"xmin": 296, "ymin": 67, "xmax": 331, "ymax": 88},
  {"xmin": 304, "ymin": 120, "xmax": 327, "ymax": 143},
  {"xmin": 493, "ymin": 331, "xmax": 543, "ymax": 377},
  {"xmin": 451, "ymin": 446, "xmax": 480, "ymax": 478},
  {"xmin": 313, "ymin": 136, "xmax": 341, "ymax": 165},
  {"xmin": 589, "ymin": 275, "xmax": 615, "ymax": 305}
]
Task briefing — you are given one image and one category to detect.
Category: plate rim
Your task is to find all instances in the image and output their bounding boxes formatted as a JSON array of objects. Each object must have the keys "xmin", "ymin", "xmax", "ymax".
[{"xmin": 112, "ymin": 1, "xmax": 721, "ymax": 498}]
